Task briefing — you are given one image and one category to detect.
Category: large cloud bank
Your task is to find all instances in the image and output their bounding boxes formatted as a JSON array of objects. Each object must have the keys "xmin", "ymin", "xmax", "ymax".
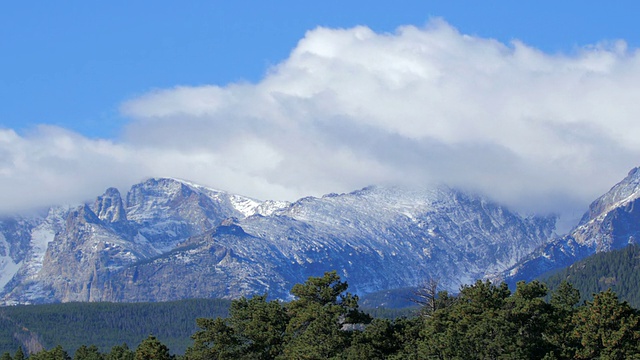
[{"xmin": 3, "ymin": 20, "xmax": 640, "ymax": 226}]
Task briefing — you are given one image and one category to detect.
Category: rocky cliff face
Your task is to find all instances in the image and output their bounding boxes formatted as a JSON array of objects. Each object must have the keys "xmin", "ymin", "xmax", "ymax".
[
  {"xmin": 0, "ymin": 178, "xmax": 557, "ymax": 304},
  {"xmin": 101, "ymin": 186, "xmax": 556, "ymax": 301},
  {"xmin": 498, "ymin": 167, "xmax": 640, "ymax": 284}
]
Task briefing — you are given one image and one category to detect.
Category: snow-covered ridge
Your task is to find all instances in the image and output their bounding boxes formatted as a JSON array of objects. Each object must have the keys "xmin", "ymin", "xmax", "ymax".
[
  {"xmin": 496, "ymin": 166, "xmax": 640, "ymax": 285},
  {"xmin": 1, "ymin": 177, "xmax": 558, "ymax": 304},
  {"xmin": 580, "ymin": 167, "xmax": 640, "ymax": 225},
  {"xmin": 162, "ymin": 177, "xmax": 289, "ymax": 217},
  {"xmin": 0, "ymin": 233, "xmax": 20, "ymax": 290}
]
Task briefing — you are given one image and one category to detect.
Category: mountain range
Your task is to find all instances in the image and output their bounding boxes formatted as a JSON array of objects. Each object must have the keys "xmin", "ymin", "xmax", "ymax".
[{"xmin": 1, "ymin": 167, "xmax": 639, "ymax": 305}]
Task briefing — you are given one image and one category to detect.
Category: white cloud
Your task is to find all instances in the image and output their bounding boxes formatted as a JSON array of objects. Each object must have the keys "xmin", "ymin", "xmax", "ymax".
[
  {"xmin": 0, "ymin": 126, "xmax": 145, "ymax": 214},
  {"xmin": 3, "ymin": 19, "xmax": 640, "ymax": 229}
]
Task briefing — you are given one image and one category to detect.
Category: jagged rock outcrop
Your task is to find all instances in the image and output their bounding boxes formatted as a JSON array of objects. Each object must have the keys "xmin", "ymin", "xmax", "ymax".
[
  {"xmin": 0, "ymin": 178, "xmax": 557, "ymax": 303},
  {"xmin": 93, "ymin": 187, "xmax": 127, "ymax": 223}
]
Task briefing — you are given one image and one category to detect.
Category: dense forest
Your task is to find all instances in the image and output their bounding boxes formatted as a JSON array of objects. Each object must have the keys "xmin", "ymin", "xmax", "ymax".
[
  {"xmin": 543, "ymin": 244, "xmax": 640, "ymax": 308},
  {"xmin": 1, "ymin": 271, "xmax": 640, "ymax": 359},
  {"xmin": 0, "ymin": 299, "xmax": 231, "ymax": 355}
]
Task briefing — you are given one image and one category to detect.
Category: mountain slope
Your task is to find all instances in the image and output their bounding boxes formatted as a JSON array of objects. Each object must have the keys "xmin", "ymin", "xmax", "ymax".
[
  {"xmin": 499, "ymin": 167, "xmax": 640, "ymax": 285},
  {"xmin": 0, "ymin": 179, "xmax": 556, "ymax": 304},
  {"xmin": 541, "ymin": 244, "xmax": 640, "ymax": 308}
]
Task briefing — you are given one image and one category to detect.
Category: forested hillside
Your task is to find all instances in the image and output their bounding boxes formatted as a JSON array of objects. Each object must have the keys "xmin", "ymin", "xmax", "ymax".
[
  {"xmin": 542, "ymin": 244, "xmax": 640, "ymax": 307},
  {"xmin": 0, "ymin": 299, "xmax": 231, "ymax": 355}
]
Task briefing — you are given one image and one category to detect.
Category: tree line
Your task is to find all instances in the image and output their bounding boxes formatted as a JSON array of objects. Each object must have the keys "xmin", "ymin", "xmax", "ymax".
[
  {"xmin": 3, "ymin": 270, "xmax": 640, "ymax": 359},
  {"xmin": 543, "ymin": 244, "xmax": 640, "ymax": 309}
]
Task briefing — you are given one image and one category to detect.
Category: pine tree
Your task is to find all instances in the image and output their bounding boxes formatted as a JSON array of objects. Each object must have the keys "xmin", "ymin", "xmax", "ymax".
[
  {"xmin": 30, "ymin": 345, "xmax": 71, "ymax": 360},
  {"xmin": 106, "ymin": 344, "xmax": 134, "ymax": 360},
  {"xmin": 572, "ymin": 289, "xmax": 640, "ymax": 359},
  {"xmin": 185, "ymin": 318, "xmax": 239, "ymax": 360},
  {"xmin": 13, "ymin": 348, "xmax": 24, "ymax": 360},
  {"xmin": 226, "ymin": 295, "xmax": 288, "ymax": 359},
  {"xmin": 281, "ymin": 271, "xmax": 371, "ymax": 359},
  {"xmin": 547, "ymin": 281, "xmax": 581, "ymax": 358},
  {"xmin": 134, "ymin": 336, "xmax": 172, "ymax": 360},
  {"xmin": 185, "ymin": 295, "xmax": 288, "ymax": 360},
  {"xmin": 74, "ymin": 345, "xmax": 103, "ymax": 360}
]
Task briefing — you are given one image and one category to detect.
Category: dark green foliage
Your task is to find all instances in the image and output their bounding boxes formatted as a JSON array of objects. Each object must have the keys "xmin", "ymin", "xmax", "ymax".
[
  {"xmin": 135, "ymin": 336, "xmax": 172, "ymax": 360},
  {"xmin": 0, "ymin": 315, "xmax": 33, "ymax": 353},
  {"xmin": 543, "ymin": 244, "xmax": 640, "ymax": 308},
  {"xmin": 343, "ymin": 317, "xmax": 417, "ymax": 359},
  {"xmin": 3, "ymin": 272, "xmax": 640, "ymax": 359},
  {"xmin": 415, "ymin": 280, "xmax": 569, "ymax": 359},
  {"xmin": 0, "ymin": 298, "xmax": 230, "ymax": 355},
  {"xmin": 185, "ymin": 295, "xmax": 288, "ymax": 360},
  {"xmin": 105, "ymin": 344, "xmax": 134, "ymax": 360},
  {"xmin": 13, "ymin": 348, "xmax": 24, "ymax": 360},
  {"xmin": 417, "ymin": 280, "xmax": 518, "ymax": 359},
  {"xmin": 411, "ymin": 278, "xmax": 640, "ymax": 359},
  {"xmin": 571, "ymin": 289, "xmax": 640, "ymax": 359},
  {"xmin": 281, "ymin": 271, "xmax": 371, "ymax": 359},
  {"xmin": 30, "ymin": 345, "xmax": 71, "ymax": 360},
  {"xmin": 74, "ymin": 345, "xmax": 103, "ymax": 360},
  {"xmin": 227, "ymin": 295, "xmax": 287, "ymax": 358},
  {"xmin": 185, "ymin": 318, "xmax": 239, "ymax": 360},
  {"xmin": 546, "ymin": 282, "xmax": 582, "ymax": 358},
  {"xmin": 185, "ymin": 271, "xmax": 372, "ymax": 360},
  {"xmin": 0, "ymin": 352, "xmax": 12, "ymax": 360}
]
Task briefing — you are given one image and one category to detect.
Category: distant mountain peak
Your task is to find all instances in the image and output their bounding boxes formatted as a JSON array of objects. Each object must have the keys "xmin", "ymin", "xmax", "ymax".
[
  {"xmin": 0, "ymin": 177, "xmax": 559, "ymax": 304},
  {"xmin": 93, "ymin": 187, "xmax": 127, "ymax": 223},
  {"xmin": 497, "ymin": 166, "xmax": 640, "ymax": 286},
  {"xmin": 580, "ymin": 166, "xmax": 640, "ymax": 225}
]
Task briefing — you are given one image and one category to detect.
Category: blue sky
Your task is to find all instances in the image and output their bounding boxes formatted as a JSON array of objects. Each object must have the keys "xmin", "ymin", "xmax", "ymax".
[
  {"xmin": 1, "ymin": 1, "xmax": 640, "ymax": 230},
  {"xmin": 2, "ymin": 1, "xmax": 636, "ymax": 138}
]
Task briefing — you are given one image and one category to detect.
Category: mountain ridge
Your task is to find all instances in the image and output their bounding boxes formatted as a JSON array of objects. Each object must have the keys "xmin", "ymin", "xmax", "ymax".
[
  {"xmin": 496, "ymin": 167, "xmax": 640, "ymax": 285},
  {"xmin": 0, "ymin": 178, "xmax": 557, "ymax": 304}
]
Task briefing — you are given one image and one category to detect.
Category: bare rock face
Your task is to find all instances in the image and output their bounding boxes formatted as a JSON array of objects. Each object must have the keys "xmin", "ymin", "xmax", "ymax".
[
  {"xmin": 93, "ymin": 187, "xmax": 127, "ymax": 223},
  {"xmin": 26, "ymin": 205, "xmax": 147, "ymax": 302},
  {"xmin": 102, "ymin": 185, "xmax": 558, "ymax": 301},
  {"xmin": 0, "ymin": 207, "xmax": 69, "ymax": 304},
  {"xmin": 1, "ymin": 177, "xmax": 560, "ymax": 304}
]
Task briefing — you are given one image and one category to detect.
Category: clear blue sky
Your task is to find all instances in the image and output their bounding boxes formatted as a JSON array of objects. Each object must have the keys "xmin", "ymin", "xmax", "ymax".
[{"xmin": 1, "ymin": 1, "xmax": 636, "ymax": 138}]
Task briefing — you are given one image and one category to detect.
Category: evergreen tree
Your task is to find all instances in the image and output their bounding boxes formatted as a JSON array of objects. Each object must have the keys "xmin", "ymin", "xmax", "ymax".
[
  {"xmin": 342, "ymin": 318, "xmax": 408, "ymax": 359},
  {"xmin": 52, "ymin": 346, "xmax": 72, "ymax": 360},
  {"xmin": 74, "ymin": 345, "xmax": 103, "ymax": 360},
  {"xmin": 417, "ymin": 280, "xmax": 558, "ymax": 359},
  {"xmin": 280, "ymin": 271, "xmax": 371, "ymax": 360},
  {"xmin": 185, "ymin": 318, "xmax": 239, "ymax": 360},
  {"xmin": 106, "ymin": 344, "xmax": 134, "ymax": 360},
  {"xmin": 386, "ymin": 317, "xmax": 422, "ymax": 360},
  {"xmin": 547, "ymin": 281, "xmax": 582, "ymax": 358},
  {"xmin": 135, "ymin": 336, "xmax": 172, "ymax": 360},
  {"xmin": 185, "ymin": 295, "xmax": 287, "ymax": 360},
  {"xmin": 1, "ymin": 352, "xmax": 13, "ymax": 360},
  {"xmin": 571, "ymin": 289, "xmax": 640, "ymax": 359},
  {"xmin": 13, "ymin": 348, "xmax": 24, "ymax": 360},
  {"xmin": 226, "ymin": 295, "xmax": 288, "ymax": 359},
  {"xmin": 503, "ymin": 280, "xmax": 555, "ymax": 358},
  {"xmin": 30, "ymin": 345, "xmax": 71, "ymax": 360}
]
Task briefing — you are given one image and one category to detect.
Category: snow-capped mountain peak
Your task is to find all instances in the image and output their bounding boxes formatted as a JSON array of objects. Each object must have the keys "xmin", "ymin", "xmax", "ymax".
[
  {"xmin": 1, "ymin": 177, "xmax": 558, "ymax": 304},
  {"xmin": 495, "ymin": 166, "xmax": 640, "ymax": 285}
]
